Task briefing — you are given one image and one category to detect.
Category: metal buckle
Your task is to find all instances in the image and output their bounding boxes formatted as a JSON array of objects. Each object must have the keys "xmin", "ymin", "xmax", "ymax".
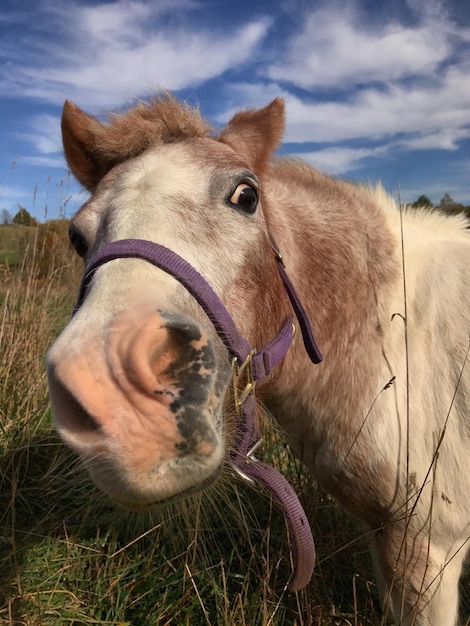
[
  {"xmin": 231, "ymin": 439, "xmax": 263, "ymax": 485},
  {"xmin": 231, "ymin": 351, "xmax": 261, "ymax": 485},
  {"xmin": 232, "ymin": 350, "xmax": 257, "ymax": 416}
]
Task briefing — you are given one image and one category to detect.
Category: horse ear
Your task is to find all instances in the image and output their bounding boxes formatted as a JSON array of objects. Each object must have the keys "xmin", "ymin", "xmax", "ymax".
[
  {"xmin": 218, "ymin": 98, "xmax": 285, "ymax": 175},
  {"xmin": 61, "ymin": 100, "xmax": 109, "ymax": 191}
]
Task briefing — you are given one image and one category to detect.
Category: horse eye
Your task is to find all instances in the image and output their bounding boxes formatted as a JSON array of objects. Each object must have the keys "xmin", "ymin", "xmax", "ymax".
[
  {"xmin": 69, "ymin": 226, "xmax": 88, "ymax": 258},
  {"xmin": 229, "ymin": 183, "xmax": 258, "ymax": 214}
]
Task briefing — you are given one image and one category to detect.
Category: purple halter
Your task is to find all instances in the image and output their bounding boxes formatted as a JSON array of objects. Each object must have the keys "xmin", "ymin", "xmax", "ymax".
[{"xmin": 75, "ymin": 237, "xmax": 322, "ymax": 591}]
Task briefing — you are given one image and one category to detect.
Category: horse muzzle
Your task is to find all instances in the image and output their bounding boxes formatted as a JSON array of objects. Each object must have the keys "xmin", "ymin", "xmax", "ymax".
[{"xmin": 47, "ymin": 307, "xmax": 226, "ymax": 507}]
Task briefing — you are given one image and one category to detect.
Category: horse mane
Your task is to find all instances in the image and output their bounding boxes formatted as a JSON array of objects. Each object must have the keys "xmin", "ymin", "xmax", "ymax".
[
  {"xmin": 92, "ymin": 93, "xmax": 213, "ymax": 162},
  {"xmin": 275, "ymin": 157, "xmax": 469, "ymax": 236}
]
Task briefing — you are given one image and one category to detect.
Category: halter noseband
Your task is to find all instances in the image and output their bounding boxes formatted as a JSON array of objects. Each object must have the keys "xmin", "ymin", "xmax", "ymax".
[{"xmin": 74, "ymin": 237, "xmax": 322, "ymax": 591}]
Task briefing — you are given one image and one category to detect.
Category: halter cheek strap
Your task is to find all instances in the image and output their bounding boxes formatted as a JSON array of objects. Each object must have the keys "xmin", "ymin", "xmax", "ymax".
[{"xmin": 75, "ymin": 237, "xmax": 322, "ymax": 591}]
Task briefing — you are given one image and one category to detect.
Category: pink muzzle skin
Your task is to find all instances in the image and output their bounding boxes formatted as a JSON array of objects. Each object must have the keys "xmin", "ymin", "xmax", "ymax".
[{"xmin": 73, "ymin": 237, "xmax": 322, "ymax": 592}]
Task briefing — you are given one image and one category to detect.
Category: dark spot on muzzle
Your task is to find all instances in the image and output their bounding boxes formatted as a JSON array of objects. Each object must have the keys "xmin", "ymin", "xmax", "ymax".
[{"xmin": 160, "ymin": 312, "xmax": 218, "ymax": 455}]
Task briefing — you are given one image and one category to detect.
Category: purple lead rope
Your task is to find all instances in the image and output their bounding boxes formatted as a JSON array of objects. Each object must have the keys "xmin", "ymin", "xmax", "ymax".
[{"xmin": 75, "ymin": 237, "xmax": 322, "ymax": 591}]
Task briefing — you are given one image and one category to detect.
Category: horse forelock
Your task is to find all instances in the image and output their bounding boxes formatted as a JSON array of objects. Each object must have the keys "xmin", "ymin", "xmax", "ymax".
[{"xmin": 92, "ymin": 93, "xmax": 213, "ymax": 163}]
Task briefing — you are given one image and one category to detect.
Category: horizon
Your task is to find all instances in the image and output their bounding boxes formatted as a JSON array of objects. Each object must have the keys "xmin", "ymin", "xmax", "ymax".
[{"xmin": 1, "ymin": 0, "xmax": 469, "ymax": 222}]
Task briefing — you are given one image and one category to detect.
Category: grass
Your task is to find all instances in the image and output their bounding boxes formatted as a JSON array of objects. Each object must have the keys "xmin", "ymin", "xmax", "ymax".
[{"xmin": 0, "ymin": 224, "xmax": 468, "ymax": 625}]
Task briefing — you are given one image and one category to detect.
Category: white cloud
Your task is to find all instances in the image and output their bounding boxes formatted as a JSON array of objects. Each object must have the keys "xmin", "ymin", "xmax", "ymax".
[
  {"xmin": 19, "ymin": 114, "xmax": 62, "ymax": 155},
  {"xmin": 40, "ymin": 20, "xmax": 269, "ymax": 93},
  {"xmin": 292, "ymin": 146, "xmax": 388, "ymax": 175},
  {"xmin": 221, "ymin": 62, "xmax": 470, "ymax": 147},
  {"xmin": 400, "ymin": 128, "xmax": 470, "ymax": 151},
  {"xmin": 0, "ymin": 1, "xmax": 271, "ymax": 107},
  {"xmin": 265, "ymin": 4, "xmax": 451, "ymax": 89},
  {"xmin": 80, "ymin": 0, "xmax": 156, "ymax": 42},
  {"xmin": 288, "ymin": 131, "xmax": 470, "ymax": 178},
  {"xmin": 223, "ymin": 39, "xmax": 470, "ymax": 149},
  {"xmin": 284, "ymin": 77, "xmax": 470, "ymax": 144}
]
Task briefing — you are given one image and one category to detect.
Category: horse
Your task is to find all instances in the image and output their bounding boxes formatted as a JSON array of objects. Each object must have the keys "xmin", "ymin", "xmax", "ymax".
[{"xmin": 46, "ymin": 94, "xmax": 470, "ymax": 625}]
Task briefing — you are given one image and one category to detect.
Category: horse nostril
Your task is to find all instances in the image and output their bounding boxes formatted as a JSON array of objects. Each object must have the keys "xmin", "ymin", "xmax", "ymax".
[
  {"xmin": 160, "ymin": 316, "xmax": 216, "ymax": 385},
  {"xmin": 48, "ymin": 368, "xmax": 103, "ymax": 444},
  {"xmin": 163, "ymin": 313, "xmax": 205, "ymax": 344},
  {"xmin": 81, "ymin": 409, "xmax": 101, "ymax": 433}
]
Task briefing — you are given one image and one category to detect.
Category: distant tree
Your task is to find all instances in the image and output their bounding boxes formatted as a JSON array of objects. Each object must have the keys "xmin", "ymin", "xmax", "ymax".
[
  {"xmin": 438, "ymin": 194, "xmax": 465, "ymax": 215},
  {"xmin": 12, "ymin": 205, "xmax": 38, "ymax": 226},
  {"xmin": 439, "ymin": 193, "xmax": 454, "ymax": 208},
  {"xmin": 0, "ymin": 208, "xmax": 12, "ymax": 225},
  {"xmin": 411, "ymin": 195, "xmax": 433, "ymax": 209}
]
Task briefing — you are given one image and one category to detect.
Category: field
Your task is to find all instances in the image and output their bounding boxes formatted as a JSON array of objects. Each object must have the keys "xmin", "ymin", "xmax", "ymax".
[{"xmin": 0, "ymin": 225, "xmax": 468, "ymax": 625}]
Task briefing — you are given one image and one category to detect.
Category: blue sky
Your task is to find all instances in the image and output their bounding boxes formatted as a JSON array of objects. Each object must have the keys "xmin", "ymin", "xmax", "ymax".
[{"xmin": 1, "ymin": 0, "xmax": 469, "ymax": 221}]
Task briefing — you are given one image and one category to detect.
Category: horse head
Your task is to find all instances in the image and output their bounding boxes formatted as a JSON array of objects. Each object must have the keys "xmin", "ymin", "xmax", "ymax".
[{"xmin": 47, "ymin": 96, "xmax": 297, "ymax": 510}]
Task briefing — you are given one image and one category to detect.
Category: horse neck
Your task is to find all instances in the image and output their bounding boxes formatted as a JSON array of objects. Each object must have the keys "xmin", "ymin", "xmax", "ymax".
[{"xmin": 261, "ymin": 163, "xmax": 399, "ymax": 445}]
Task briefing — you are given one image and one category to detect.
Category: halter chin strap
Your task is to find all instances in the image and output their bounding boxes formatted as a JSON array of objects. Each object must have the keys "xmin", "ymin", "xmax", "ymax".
[{"xmin": 75, "ymin": 237, "xmax": 322, "ymax": 591}]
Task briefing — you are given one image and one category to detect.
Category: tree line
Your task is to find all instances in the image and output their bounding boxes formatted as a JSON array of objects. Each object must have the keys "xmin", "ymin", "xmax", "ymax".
[
  {"xmin": 1, "ymin": 205, "xmax": 39, "ymax": 226},
  {"xmin": 410, "ymin": 193, "xmax": 470, "ymax": 217}
]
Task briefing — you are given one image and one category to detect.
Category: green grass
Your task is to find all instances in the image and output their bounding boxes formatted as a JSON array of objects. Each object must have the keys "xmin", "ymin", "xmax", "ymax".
[
  {"xmin": 1, "ymin": 440, "xmax": 381, "ymax": 626},
  {"xmin": 1, "ymin": 226, "xmax": 468, "ymax": 625},
  {"xmin": 1, "ymin": 437, "xmax": 382, "ymax": 625}
]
